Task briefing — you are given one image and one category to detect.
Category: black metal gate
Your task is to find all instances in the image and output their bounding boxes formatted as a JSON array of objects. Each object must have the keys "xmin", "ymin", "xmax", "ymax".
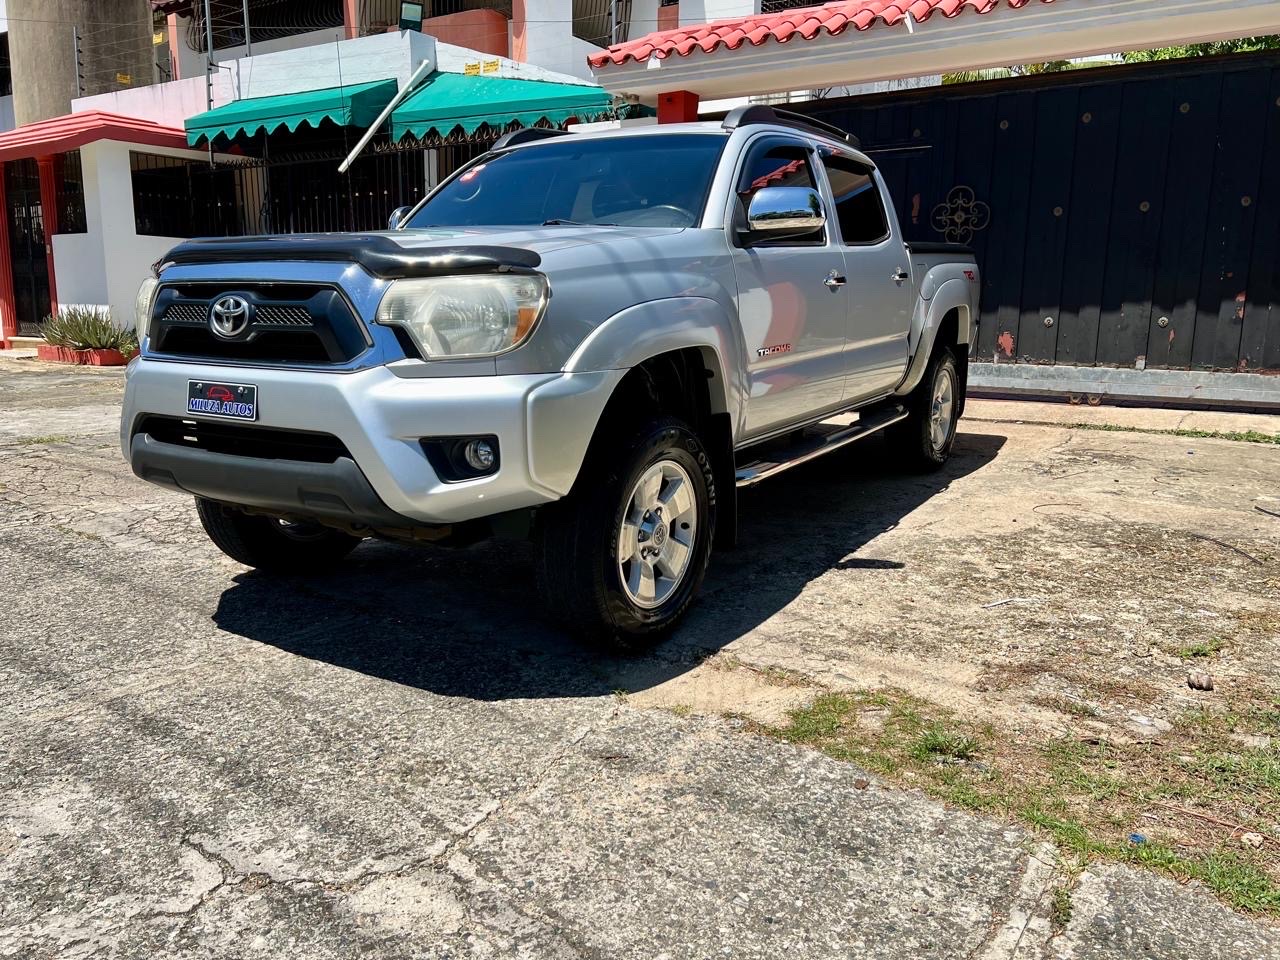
[
  {"xmin": 4, "ymin": 159, "xmax": 51, "ymax": 336},
  {"xmin": 130, "ymin": 142, "xmax": 490, "ymax": 239},
  {"xmin": 798, "ymin": 52, "xmax": 1280, "ymax": 374}
]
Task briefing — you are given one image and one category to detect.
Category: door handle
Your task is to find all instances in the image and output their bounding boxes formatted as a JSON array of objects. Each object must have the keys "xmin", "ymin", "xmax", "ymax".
[
  {"xmin": 824, "ymin": 270, "xmax": 847, "ymax": 290},
  {"xmin": 891, "ymin": 268, "xmax": 909, "ymax": 283}
]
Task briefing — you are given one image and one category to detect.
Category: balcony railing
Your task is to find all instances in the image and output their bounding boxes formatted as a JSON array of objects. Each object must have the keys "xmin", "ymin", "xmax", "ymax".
[
  {"xmin": 184, "ymin": 0, "xmax": 344, "ymax": 52},
  {"xmin": 573, "ymin": 0, "xmax": 631, "ymax": 47},
  {"xmin": 358, "ymin": 0, "xmax": 514, "ymax": 34}
]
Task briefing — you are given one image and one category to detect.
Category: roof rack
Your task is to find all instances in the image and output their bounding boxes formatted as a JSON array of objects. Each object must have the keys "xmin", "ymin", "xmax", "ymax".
[
  {"xmin": 492, "ymin": 127, "xmax": 572, "ymax": 150},
  {"xmin": 721, "ymin": 105, "xmax": 860, "ymax": 149}
]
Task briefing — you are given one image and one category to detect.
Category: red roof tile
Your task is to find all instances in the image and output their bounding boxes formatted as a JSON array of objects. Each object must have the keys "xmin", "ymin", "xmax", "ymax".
[
  {"xmin": 589, "ymin": 0, "xmax": 1052, "ymax": 68},
  {"xmin": 0, "ymin": 111, "xmax": 190, "ymax": 164}
]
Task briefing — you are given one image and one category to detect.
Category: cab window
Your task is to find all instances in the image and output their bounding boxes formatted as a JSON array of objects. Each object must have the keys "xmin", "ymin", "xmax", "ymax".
[
  {"xmin": 819, "ymin": 153, "xmax": 890, "ymax": 245},
  {"xmin": 735, "ymin": 138, "xmax": 824, "ymax": 244}
]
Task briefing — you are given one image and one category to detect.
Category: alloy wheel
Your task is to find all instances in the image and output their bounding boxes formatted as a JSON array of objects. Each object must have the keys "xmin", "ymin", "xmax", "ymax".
[{"xmin": 616, "ymin": 459, "xmax": 698, "ymax": 609}]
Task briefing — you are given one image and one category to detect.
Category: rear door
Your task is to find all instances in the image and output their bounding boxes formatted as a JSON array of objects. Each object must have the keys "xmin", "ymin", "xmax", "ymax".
[
  {"xmin": 729, "ymin": 135, "xmax": 851, "ymax": 441},
  {"xmin": 817, "ymin": 150, "xmax": 914, "ymax": 402}
]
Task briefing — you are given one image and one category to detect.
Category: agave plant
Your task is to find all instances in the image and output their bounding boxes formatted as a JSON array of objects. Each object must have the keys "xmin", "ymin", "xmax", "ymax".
[{"xmin": 42, "ymin": 306, "xmax": 137, "ymax": 354}]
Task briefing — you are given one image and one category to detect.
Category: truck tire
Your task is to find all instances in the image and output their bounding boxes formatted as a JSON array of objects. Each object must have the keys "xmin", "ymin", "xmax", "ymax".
[
  {"xmin": 534, "ymin": 415, "xmax": 716, "ymax": 653},
  {"xmin": 195, "ymin": 498, "xmax": 362, "ymax": 572},
  {"xmin": 889, "ymin": 348, "xmax": 960, "ymax": 471}
]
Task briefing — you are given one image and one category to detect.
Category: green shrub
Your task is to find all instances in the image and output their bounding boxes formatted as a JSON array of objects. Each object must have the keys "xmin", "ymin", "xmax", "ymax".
[{"xmin": 43, "ymin": 306, "xmax": 136, "ymax": 353}]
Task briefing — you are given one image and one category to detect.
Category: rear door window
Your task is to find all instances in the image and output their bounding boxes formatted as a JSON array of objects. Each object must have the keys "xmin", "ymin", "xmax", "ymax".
[{"xmin": 819, "ymin": 153, "xmax": 890, "ymax": 245}]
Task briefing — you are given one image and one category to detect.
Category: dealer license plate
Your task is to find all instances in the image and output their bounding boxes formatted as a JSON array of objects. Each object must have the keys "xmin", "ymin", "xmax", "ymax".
[{"xmin": 187, "ymin": 380, "xmax": 258, "ymax": 421}]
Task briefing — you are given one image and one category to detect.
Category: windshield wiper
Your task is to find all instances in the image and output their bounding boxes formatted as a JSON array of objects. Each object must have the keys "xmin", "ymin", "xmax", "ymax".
[{"xmin": 541, "ymin": 218, "xmax": 619, "ymax": 226}]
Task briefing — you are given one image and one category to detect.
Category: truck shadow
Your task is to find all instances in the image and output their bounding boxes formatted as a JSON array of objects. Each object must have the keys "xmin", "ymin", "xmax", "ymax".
[{"xmin": 212, "ymin": 430, "xmax": 1005, "ymax": 701}]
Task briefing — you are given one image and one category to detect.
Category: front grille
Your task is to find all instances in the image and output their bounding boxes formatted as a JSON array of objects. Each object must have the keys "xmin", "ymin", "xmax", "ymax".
[
  {"xmin": 149, "ymin": 283, "xmax": 367, "ymax": 364},
  {"xmin": 138, "ymin": 415, "xmax": 350, "ymax": 463},
  {"xmin": 163, "ymin": 301, "xmax": 317, "ymax": 329},
  {"xmin": 254, "ymin": 305, "xmax": 313, "ymax": 327},
  {"xmin": 164, "ymin": 302, "xmax": 207, "ymax": 324}
]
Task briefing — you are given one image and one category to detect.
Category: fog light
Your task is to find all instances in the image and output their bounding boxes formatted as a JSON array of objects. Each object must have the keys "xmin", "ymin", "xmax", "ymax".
[
  {"xmin": 420, "ymin": 435, "xmax": 499, "ymax": 482},
  {"xmin": 464, "ymin": 439, "xmax": 495, "ymax": 471}
]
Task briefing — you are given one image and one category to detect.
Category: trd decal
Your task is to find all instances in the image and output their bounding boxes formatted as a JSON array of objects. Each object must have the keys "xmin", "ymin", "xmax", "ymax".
[{"xmin": 756, "ymin": 343, "xmax": 792, "ymax": 358}]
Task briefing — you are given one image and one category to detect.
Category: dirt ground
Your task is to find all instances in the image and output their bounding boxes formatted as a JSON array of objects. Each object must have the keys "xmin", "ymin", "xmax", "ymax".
[{"xmin": 2, "ymin": 352, "xmax": 1279, "ymax": 958}]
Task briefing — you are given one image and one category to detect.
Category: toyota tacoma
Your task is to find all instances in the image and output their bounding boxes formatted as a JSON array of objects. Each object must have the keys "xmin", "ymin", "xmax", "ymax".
[{"xmin": 122, "ymin": 106, "xmax": 979, "ymax": 650}]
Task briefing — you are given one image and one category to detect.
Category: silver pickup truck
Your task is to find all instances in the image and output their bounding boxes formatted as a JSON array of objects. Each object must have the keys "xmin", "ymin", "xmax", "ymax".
[{"xmin": 122, "ymin": 106, "xmax": 978, "ymax": 650}]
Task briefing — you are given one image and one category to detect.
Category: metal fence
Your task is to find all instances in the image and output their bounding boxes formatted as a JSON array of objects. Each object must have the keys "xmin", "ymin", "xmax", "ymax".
[
  {"xmin": 130, "ymin": 142, "xmax": 491, "ymax": 239},
  {"xmin": 797, "ymin": 51, "xmax": 1280, "ymax": 373}
]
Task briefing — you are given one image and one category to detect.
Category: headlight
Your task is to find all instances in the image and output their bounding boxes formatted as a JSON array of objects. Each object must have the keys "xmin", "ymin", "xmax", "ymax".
[
  {"xmin": 134, "ymin": 276, "xmax": 159, "ymax": 341},
  {"xmin": 375, "ymin": 274, "xmax": 549, "ymax": 359}
]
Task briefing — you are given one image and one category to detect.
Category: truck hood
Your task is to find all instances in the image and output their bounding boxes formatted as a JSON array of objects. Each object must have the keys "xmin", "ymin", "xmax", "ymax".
[
  {"xmin": 161, "ymin": 227, "xmax": 687, "ymax": 279},
  {"xmin": 385, "ymin": 225, "xmax": 687, "ymax": 256}
]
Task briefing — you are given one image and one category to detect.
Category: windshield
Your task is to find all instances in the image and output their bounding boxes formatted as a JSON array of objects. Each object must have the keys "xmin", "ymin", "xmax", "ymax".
[{"xmin": 404, "ymin": 133, "xmax": 725, "ymax": 229}]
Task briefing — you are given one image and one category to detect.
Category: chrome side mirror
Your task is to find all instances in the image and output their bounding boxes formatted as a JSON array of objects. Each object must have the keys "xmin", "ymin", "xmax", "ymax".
[
  {"xmin": 745, "ymin": 186, "xmax": 825, "ymax": 239},
  {"xmin": 388, "ymin": 205, "xmax": 413, "ymax": 230}
]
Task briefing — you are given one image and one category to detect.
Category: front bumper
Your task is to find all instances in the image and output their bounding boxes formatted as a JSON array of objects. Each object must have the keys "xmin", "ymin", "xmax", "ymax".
[{"xmin": 120, "ymin": 358, "xmax": 625, "ymax": 526}]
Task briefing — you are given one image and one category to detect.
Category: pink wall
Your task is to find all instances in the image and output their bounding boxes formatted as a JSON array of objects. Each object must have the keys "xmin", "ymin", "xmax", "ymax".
[
  {"xmin": 511, "ymin": 0, "xmax": 528, "ymax": 62},
  {"xmin": 421, "ymin": 10, "xmax": 510, "ymax": 59}
]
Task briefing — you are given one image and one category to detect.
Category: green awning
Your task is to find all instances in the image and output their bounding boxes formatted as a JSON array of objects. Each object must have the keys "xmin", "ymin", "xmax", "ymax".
[
  {"xmin": 390, "ymin": 72, "xmax": 615, "ymax": 142},
  {"xmin": 185, "ymin": 79, "xmax": 399, "ymax": 146}
]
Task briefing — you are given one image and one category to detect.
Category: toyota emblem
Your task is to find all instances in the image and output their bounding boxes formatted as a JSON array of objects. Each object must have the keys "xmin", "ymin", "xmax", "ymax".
[{"xmin": 209, "ymin": 295, "xmax": 251, "ymax": 339}]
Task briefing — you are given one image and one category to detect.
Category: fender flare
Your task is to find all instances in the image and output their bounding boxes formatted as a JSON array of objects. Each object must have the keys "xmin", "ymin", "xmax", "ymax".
[
  {"xmin": 896, "ymin": 278, "xmax": 974, "ymax": 397},
  {"xmin": 553, "ymin": 298, "xmax": 746, "ymax": 539},
  {"xmin": 563, "ymin": 297, "xmax": 747, "ymax": 431}
]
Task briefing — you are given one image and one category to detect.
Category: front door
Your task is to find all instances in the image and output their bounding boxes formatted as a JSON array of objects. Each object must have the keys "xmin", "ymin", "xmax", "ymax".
[
  {"xmin": 5, "ymin": 159, "xmax": 51, "ymax": 336},
  {"xmin": 730, "ymin": 136, "xmax": 849, "ymax": 442}
]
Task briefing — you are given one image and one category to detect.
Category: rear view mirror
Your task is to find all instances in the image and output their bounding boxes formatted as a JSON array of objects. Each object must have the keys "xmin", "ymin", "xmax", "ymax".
[
  {"xmin": 388, "ymin": 205, "xmax": 413, "ymax": 230},
  {"xmin": 746, "ymin": 186, "xmax": 825, "ymax": 240}
]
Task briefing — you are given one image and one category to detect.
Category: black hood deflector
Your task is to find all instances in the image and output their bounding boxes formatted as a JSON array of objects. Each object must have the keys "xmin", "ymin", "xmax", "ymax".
[{"xmin": 161, "ymin": 234, "xmax": 542, "ymax": 279}]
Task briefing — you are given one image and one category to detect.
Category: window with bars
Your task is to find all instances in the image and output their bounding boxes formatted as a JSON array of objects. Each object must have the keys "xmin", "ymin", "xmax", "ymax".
[
  {"xmin": 130, "ymin": 152, "xmax": 244, "ymax": 238},
  {"xmin": 0, "ymin": 33, "xmax": 11, "ymax": 97},
  {"xmin": 760, "ymin": 0, "xmax": 820, "ymax": 11},
  {"xmin": 56, "ymin": 152, "xmax": 89, "ymax": 235}
]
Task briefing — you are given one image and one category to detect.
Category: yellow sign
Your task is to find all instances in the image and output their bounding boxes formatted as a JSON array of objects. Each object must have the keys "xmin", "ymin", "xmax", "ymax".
[
  {"xmin": 463, "ymin": 62, "xmax": 481, "ymax": 76},
  {"xmin": 116, "ymin": 73, "xmax": 132, "ymax": 85},
  {"xmin": 482, "ymin": 60, "xmax": 500, "ymax": 74}
]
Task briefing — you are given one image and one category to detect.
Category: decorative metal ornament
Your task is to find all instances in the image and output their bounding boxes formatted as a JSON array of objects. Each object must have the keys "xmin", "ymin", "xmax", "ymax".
[{"xmin": 930, "ymin": 186, "xmax": 991, "ymax": 244}]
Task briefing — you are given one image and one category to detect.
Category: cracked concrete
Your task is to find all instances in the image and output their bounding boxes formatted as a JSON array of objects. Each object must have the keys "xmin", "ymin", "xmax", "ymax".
[{"xmin": 2, "ymin": 356, "xmax": 1278, "ymax": 958}]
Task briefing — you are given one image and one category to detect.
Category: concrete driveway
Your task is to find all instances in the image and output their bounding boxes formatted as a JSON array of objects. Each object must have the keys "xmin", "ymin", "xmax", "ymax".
[{"xmin": 1, "ymin": 354, "xmax": 1278, "ymax": 959}]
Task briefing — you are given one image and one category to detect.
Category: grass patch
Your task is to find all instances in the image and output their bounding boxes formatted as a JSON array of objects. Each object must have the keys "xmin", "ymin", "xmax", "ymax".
[
  {"xmin": 14, "ymin": 434, "xmax": 69, "ymax": 446},
  {"xmin": 1176, "ymin": 638, "xmax": 1225, "ymax": 660},
  {"xmin": 755, "ymin": 688, "xmax": 1280, "ymax": 917},
  {"xmin": 911, "ymin": 727, "xmax": 980, "ymax": 763},
  {"xmin": 1051, "ymin": 885, "xmax": 1074, "ymax": 930},
  {"xmin": 1047, "ymin": 422, "xmax": 1280, "ymax": 445}
]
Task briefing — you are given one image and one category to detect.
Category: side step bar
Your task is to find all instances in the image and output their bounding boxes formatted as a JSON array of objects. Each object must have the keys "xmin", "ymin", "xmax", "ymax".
[{"xmin": 734, "ymin": 405, "xmax": 908, "ymax": 488}]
